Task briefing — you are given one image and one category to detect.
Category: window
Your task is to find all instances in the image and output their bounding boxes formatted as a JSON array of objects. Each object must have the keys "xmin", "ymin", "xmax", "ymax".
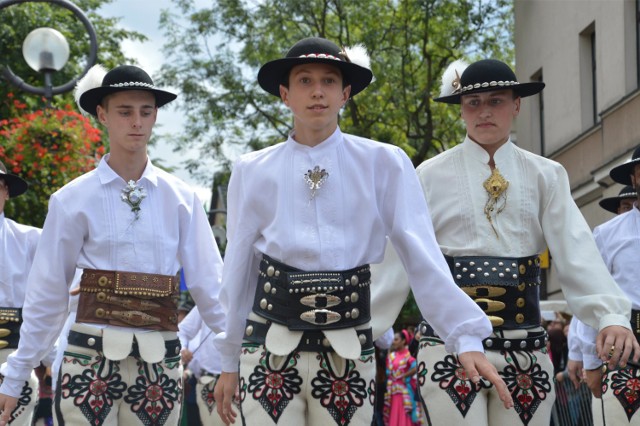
[{"xmin": 580, "ymin": 23, "xmax": 598, "ymax": 128}]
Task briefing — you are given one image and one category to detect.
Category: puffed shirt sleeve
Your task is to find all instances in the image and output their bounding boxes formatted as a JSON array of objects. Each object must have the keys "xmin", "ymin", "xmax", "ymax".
[
  {"xmin": 541, "ymin": 164, "xmax": 630, "ymax": 332},
  {"xmin": 567, "ymin": 318, "xmax": 583, "ymax": 362},
  {"xmin": 1, "ymin": 196, "xmax": 81, "ymax": 397},
  {"xmin": 179, "ymin": 192, "xmax": 226, "ymax": 336},
  {"xmin": 573, "ymin": 319, "xmax": 601, "ymax": 369},
  {"xmin": 178, "ymin": 306, "xmax": 202, "ymax": 348},
  {"xmin": 214, "ymin": 159, "xmax": 261, "ymax": 372},
  {"xmin": 381, "ymin": 148, "xmax": 492, "ymax": 354}
]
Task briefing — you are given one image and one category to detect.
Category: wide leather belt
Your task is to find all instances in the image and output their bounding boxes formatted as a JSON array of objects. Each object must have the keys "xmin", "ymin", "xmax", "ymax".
[
  {"xmin": 252, "ymin": 255, "xmax": 371, "ymax": 331},
  {"xmin": 243, "ymin": 319, "xmax": 374, "ymax": 353},
  {"xmin": 419, "ymin": 321, "xmax": 547, "ymax": 352},
  {"xmin": 445, "ymin": 254, "xmax": 542, "ymax": 330},
  {"xmin": 76, "ymin": 269, "xmax": 180, "ymax": 331},
  {"xmin": 67, "ymin": 330, "xmax": 181, "ymax": 359},
  {"xmin": 0, "ymin": 308, "xmax": 21, "ymax": 349}
]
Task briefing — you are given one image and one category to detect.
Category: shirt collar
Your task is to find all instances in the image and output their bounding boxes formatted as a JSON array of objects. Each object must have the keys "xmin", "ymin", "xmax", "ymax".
[
  {"xmin": 97, "ymin": 154, "xmax": 159, "ymax": 187},
  {"xmin": 287, "ymin": 126, "xmax": 343, "ymax": 152},
  {"xmin": 462, "ymin": 135, "xmax": 514, "ymax": 166}
]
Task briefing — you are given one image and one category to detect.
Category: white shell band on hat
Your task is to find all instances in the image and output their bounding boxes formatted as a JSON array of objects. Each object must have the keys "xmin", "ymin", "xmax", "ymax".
[
  {"xmin": 457, "ymin": 80, "xmax": 519, "ymax": 94},
  {"xmin": 108, "ymin": 82, "xmax": 157, "ymax": 89}
]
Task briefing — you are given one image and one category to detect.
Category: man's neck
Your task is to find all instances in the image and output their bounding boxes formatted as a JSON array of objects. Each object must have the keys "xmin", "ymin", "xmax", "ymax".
[
  {"xmin": 107, "ymin": 151, "xmax": 148, "ymax": 182},
  {"xmin": 469, "ymin": 136, "xmax": 509, "ymax": 169},
  {"xmin": 292, "ymin": 124, "xmax": 337, "ymax": 148}
]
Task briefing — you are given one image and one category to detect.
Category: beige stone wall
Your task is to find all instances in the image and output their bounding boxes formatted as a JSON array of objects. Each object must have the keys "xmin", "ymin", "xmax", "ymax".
[{"xmin": 514, "ymin": 0, "xmax": 640, "ymax": 301}]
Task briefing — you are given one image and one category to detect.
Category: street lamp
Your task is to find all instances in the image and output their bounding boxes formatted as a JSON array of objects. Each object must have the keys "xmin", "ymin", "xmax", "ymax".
[{"xmin": 0, "ymin": 0, "xmax": 98, "ymax": 105}]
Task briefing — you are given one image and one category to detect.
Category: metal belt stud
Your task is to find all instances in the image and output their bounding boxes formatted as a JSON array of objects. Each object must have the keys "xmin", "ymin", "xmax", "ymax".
[
  {"xmin": 515, "ymin": 314, "xmax": 525, "ymax": 324},
  {"xmin": 266, "ymin": 265, "xmax": 275, "ymax": 277},
  {"xmin": 98, "ymin": 276, "xmax": 109, "ymax": 287},
  {"xmin": 264, "ymin": 282, "xmax": 271, "ymax": 293},
  {"xmin": 245, "ymin": 325, "xmax": 254, "ymax": 336},
  {"xmin": 516, "ymin": 298, "xmax": 526, "ymax": 308},
  {"xmin": 0, "ymin": 341, "xmax": 8, "ymax": 349},
  {"xmin": 0, "ymin": 329, "xmax": 10, "ymax": 338},
  {"xmin": 358, "ymin": 333, "xmax": 367, "ymax": 346}
]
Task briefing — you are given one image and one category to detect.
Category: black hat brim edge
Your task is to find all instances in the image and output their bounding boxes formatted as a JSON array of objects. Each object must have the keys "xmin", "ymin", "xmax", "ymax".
[
  {"xmin": 434, "ymin": 82, "xmax": 546, "ymax": 104},
  {"xmin": 610, "ymin": 159, "xmax": 640, "ymax": 185},
  {"xmin": 598, "ymin": 196, "xmax": 626, "ymax": 213},
  {"xmin": 79, "ymin": 86, "xmax": 178, "ymax": 117},
  {"xmin": 1, "ymin": 174, "xmax": 28, "ymax": 198},
  {"xmin": 258, "ymin": 57, "xmax": 373, "ymax": 98}
]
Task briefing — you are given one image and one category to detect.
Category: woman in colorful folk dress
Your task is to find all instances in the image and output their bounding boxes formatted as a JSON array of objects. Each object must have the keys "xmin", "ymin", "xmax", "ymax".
[{"xmin": 384, "ymin": 330, "xmax": 422, "ymax": 426}]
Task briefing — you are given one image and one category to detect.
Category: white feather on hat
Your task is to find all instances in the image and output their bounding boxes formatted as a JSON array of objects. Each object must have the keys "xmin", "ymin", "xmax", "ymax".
[
  {"xmin": 439, "ymin": 59, "xmax": 469, "ymax": 98},
  {"xmin": 74, "ymin": 64, "xmax": 107, "ymax": 115},
  {"xmin": 343, "ymin": 44, "xmax": 375, "ymax": 82}
]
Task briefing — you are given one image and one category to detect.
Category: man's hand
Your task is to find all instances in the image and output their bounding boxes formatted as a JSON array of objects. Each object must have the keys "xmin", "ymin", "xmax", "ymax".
[
  {"xmin": 584, "ymin": 367, "xmax": 604, "ymax": 398},
  {"xmin": 566, "ymin": 360, "xmax": 584, "ymax": 389},
  {"xmin": 596, "ymin": 325, "xmax": 640, "ymax": 369},
  {"xmin": 214, "ymin": 372, "xmax": 239, "ymax": 425},
  {"xmin": 458, "ymin": 351, "xmax": 513, "ymax": 409},
  {"xmin": 181, "ymin": 348, "xmax": 193, "ymax": 366},
  {"xmin": 0, "ymin": 393, "xmax": 18, "ymax": 426}
]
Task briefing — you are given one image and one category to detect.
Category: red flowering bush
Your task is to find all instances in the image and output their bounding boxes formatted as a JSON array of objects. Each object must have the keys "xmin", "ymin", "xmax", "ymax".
[{"xmin": 0, "ymin": 93, "xmax": 107, "ymax": 227}]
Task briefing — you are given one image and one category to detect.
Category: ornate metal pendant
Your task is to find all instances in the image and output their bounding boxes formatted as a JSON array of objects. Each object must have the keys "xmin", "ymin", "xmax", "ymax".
[
  {"xmin": 304, "ymin": 165, "xmax": 329, "ymax": 200},
  {"xmin": 121, "ymin": 180, "xmax": 147, "ymax": 220},
  {"xmin": 483, "ymin": 167, "xmax": 509, "ymax": 238}
]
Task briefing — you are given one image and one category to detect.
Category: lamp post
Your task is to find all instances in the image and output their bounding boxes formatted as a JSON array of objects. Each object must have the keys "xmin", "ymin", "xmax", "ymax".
[{"xmin": 0, "ymin": 0, "xmax": 98, "ymax": 105}]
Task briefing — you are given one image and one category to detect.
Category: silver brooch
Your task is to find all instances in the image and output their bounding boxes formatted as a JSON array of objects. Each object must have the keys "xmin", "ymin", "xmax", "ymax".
[
  {"xmin": 304, "ymin": 166, "xmax": 329, "ymax": 200},
  {"xmin": 121, "ymin": 180, "xmax": 147, "ymax": 220}
]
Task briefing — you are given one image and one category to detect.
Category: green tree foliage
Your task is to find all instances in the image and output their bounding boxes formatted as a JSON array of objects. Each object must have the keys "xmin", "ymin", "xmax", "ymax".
[
  {"xmin": 0, "ymin": 0, "xmax": 149, "ymax": 226},
  {"xmin": 0, "ymin": 0, "xmax": 146, "ymax": 116},
  {"xmin": 159, "ymin": 0, "xmax": 513, "ymax": 177}
]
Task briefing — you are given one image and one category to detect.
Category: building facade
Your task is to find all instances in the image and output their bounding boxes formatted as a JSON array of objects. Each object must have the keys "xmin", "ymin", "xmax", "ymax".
[{"xmin": 514, "ymin": 0, "xmax": 640, "ymax": 299}]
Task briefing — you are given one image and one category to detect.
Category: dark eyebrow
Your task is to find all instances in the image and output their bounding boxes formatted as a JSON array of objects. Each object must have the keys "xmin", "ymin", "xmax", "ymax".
[{"xmin": 114, "ymin": 104, "xmax": 156, "ymax": 109}]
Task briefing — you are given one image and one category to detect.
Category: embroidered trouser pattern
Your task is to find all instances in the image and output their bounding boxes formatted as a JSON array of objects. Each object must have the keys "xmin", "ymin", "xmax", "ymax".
[
  {"xmin": 0, "ymin": 349, "xmax": 38, "ymax": 426},
  {"xmin": 54, "ymin": 343, "xmax": 182, "ymax": 425},
  {"xmin": 239, "ymin": 343, "xmax": 376, "ymax": 425},
  {"xmin": 594, "ymin": 363, "xmax": 640, "ymax": 425},
  {"xmin": 417, "ymin": 337, "xmax": 554, "ymax": 426}
]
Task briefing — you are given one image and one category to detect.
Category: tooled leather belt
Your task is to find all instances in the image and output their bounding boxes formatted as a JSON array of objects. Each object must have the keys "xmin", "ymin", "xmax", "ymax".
[
  {"xmin": 76, "ymin": 269, "xmax": 180, "ymax": 331},
  {"xmin": 444, "ymin": 254, "xmax": 542, "ymax": 330},
  {"xmin": 252, "ymin": 255, "xmax": 371, "ymax": 330},
  {"xmin": 0, "ymin": 308, "xmax": 21, "ymax": 349}
]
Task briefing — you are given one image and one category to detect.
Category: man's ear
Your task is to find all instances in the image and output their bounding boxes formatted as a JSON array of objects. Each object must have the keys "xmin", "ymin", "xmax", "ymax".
[
  {"xmin": 279, "ymin": 85, "xmax": 289, "ymax": 106},
  {"xmin": 96, "ymin": 105, "xmax": 107, "ymax": 125}
]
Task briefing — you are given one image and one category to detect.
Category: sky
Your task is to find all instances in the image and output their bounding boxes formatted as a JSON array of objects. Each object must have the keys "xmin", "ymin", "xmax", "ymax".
[{"xmin": 97, "ymin": 0, "xmax": 213, "ymax": 206}]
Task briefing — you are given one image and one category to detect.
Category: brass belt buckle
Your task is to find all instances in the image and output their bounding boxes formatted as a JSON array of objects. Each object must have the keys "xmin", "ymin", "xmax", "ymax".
[{"xmin": 300, "ymin": 309, "xmax": 341, "ymax": 325}]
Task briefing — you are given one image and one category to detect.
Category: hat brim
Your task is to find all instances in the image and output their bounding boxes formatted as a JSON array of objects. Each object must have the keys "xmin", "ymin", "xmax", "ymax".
[
  {"xmin": 434, "ymin": 82, "xmax": 546, "ymax": 104},
  {"xmin": 258, "ymin": 57, "xmax": 373, "ymax": 98},
  {"xmin": 599, "ymin": 196, "xmax": 627, "ymax": 213},
  {"xmin": 1, "ymin": 174, "xmax": 28, "ymax": 197},
  {"xmin": 79, "ymin": 86, "xmax": 177, "ymax": 116},
  {"xmin": 610, "ymin": 159, "xmax": 640, "ymax": 185}
]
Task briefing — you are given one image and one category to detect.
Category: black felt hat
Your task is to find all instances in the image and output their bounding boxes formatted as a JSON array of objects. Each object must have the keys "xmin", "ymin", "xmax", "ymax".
[
  {"xmin": 0, "ymin": 160, "xmax": 27, "ymax": 197},
  {"xmin": 599, "ymin": 185, "xmax": 637, "ymax": 213},
  {"xmin": 610, "ymin": 146, "xmax": 640, "ymax": 185},
  {"xmin": 78, "ymin": 65, "xmax": 177, "ymax": 116},
  {"xmin": 435, "ymin": 59, "xmax": 545, "ymax": 104},
  {"xmin": 258, "ymin": 37, "xmax": 373, "ymax": 98}
]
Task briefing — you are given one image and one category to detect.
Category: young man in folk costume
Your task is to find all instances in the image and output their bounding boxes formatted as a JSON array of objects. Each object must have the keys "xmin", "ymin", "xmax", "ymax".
[
  {"xmin": 213, "ymin": 37, "xmax": 514, "ymax": 425},
  {"xmin": 573, "ymin": 146, "xmax": 640, "ymax": 425},
  {"xmin": 0, "ymin": 64, "xmax": 226, "ymax": 425},
  {"xmin": 0, "ymin": 162, "xmax": 42, "ymax": 425},
  {"xmin": 412, "ymin": 59, "xmax": 638, "ymax": 425}
]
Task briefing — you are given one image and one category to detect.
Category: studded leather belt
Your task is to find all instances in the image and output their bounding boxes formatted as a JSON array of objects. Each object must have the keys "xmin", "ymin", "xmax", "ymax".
[
  {"xmin": 0, "ymin": 308, "xmax": 21, "ymax": 349},
  {"xmin": 631, "ymin": 310, "xmax": 640, "ymax": 340},
  {"xmin": 243, "ymin": 319, "xmax": 374, "ymax": 352},
  {"xmin": 252, "ymin": 255, "xmax": 371, "ymax": 331},
  {"xmin": 76, "ymin": 269, "xmax": 181, "ymax": 331},
  {"xmin": 418, "ymin": 321, "xmax": 547, "ymax": 352},
  {"xmin": 444, "ymin": 254, "xmax": 542, "ymax": 330}
]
